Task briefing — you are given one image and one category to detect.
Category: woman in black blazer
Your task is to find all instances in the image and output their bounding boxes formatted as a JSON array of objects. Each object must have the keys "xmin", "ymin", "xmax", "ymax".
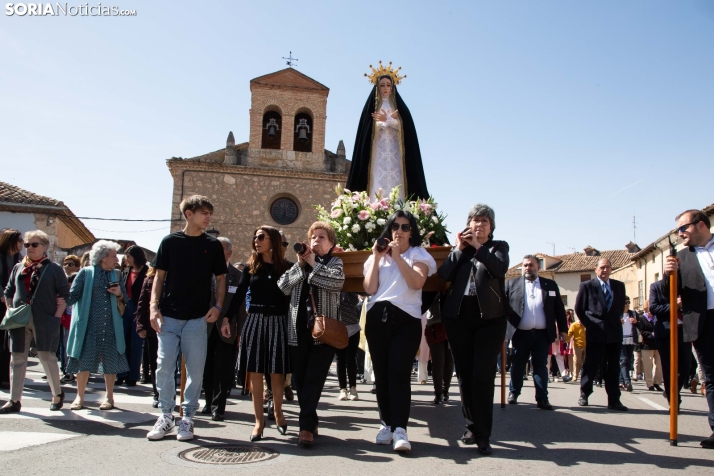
[{"xmin": 438, "ymin": 203, "xmax": 510, "ymax": 455}]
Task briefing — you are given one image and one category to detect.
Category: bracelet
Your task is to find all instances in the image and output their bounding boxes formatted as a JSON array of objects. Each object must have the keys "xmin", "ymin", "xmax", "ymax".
[{"xmin": 214, "ymin": 304, "xmax": 222, "ymax": 312}]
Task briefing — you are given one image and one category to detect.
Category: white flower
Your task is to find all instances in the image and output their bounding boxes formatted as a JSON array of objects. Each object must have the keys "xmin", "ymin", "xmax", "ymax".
[
  {"xmin": 432, "ymin": 216, "xmax": 439, "ymax": 224},
  {"xmin": 376, "ymin": 218, "xmax": 386, "ymax": 226},
  {"xmin": 343, "ymin": 217, "xmax": 352, "ymax": 225},
  {"xmin": 343, "ymin": 225, "xmax": 349, "ymax": 231},
  {"xmin": 347, "ymin": 233, "xmax": 352, "ymax": 237},
  {"xmin": 352, "ymin": 224, "xmax": 361, "ymax": 233}
]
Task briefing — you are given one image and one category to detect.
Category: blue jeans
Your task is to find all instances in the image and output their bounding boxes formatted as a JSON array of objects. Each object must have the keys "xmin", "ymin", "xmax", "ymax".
[
  {"xmin": 509, "ymin": 329, "xmax": 550, "ymax": 402},
  {"xmin": 118, "ymin": 300, "xmax": 143, "ymax": 382},
  {"xmin": 156, "ymin": 316, "xmax": 207, "ymax": 418},
  {"xmin": 620, "ymin": 344, "xmax": 635, "ymax": 385}
]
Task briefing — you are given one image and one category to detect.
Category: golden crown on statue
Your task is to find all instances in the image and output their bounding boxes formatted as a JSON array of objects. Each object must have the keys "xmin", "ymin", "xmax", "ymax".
[{"xmin": 364, "ymin": 61, "xmax": 406, "ymax": 85}]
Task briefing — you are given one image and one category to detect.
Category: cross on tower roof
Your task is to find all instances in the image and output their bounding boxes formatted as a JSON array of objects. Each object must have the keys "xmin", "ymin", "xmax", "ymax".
[{"xmin": 282, "ymin": 51, "xmax": 298, "ymax": 68}]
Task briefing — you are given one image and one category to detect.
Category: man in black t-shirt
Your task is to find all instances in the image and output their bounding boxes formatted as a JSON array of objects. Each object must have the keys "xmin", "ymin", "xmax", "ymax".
[{"xmin": 146, "ymin": 195, "xmax": 228, "ymax": 442}]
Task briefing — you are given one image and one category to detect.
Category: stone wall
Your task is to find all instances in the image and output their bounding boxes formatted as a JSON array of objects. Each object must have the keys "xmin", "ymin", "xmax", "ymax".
[{"xmin": 168, "ymin": 161, "xmax": 346, "ymax": 263}]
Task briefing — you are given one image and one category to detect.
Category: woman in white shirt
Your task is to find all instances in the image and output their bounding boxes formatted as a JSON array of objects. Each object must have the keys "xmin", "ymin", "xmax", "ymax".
[{"xmin": 363, "ymin": 210, "xmax": 436, "ymax": 453}]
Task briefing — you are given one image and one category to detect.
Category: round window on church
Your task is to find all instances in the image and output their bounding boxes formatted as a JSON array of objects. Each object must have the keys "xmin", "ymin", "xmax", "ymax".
[{"xmin": 270, "ymin": 197, "xmax": 299, "ymax": 225}]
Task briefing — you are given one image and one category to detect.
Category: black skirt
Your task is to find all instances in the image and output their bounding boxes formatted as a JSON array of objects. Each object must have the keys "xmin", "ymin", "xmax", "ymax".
[{"xmin": 238, "ymin": 312, "xmax": 291, "ymax": 374}]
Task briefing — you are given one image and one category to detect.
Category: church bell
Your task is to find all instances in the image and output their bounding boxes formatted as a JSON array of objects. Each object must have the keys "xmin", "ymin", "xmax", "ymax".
[
  {"xmin": 267, "ymin": 125, "xmax": 277, "ymax": 138},
  {"xmin": 298, "ymin": 128, "xmax": 308, "ymax": 142}
]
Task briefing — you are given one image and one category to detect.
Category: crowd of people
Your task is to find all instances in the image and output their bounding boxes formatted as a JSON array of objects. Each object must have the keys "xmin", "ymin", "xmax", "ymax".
[{"xmin": 1, "ymin": 200, "xmax": 712, "ymax": 454}]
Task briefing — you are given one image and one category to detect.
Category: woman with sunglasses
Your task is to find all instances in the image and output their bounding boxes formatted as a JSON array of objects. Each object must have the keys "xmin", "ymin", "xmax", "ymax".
[
  {"xmin": 0, "ymin": 229, "xmax": 24, "ymax": 388},
  {"xmin": 438, "ymin": 204, "xmax": 509, "ymax": 455},
  {"xmin": 225, "ymin": 226, "xmax": 291, "ymax": 441},
  {"xmin": 363, "ymin": 210, "xmax": 437, "ymax": 452},
  {"xmin": 1, "ymin": 230, "xmax": 69, "ymax": 413}
]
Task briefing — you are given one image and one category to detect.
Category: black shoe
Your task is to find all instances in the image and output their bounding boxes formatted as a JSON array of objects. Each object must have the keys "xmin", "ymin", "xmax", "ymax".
[
  {"xmin": 126, "ymin": 380, "xmax": 137, "ymax": 387},
  {"xmin": 138, "ymin": 377, "xmax": 149, "ymax": 384},
  {"xmin": 277, "ymin": 423, "xmax": 288, "ymax": 435},
  {"xmin": 648, "ymin": 386, "xmax": 655, "ymax": 391},
  {"xmin": 594, "ymin": 380, "xmax": 602, "ymax": 388},
  {"xmin": 537, "ymin": 399, "xmax": 554, "ymax": 410},
  {"xmin": 443, "ymin": 391, "xmax": 449, "ymax": 402},
  {"xmin": 201, "ymin": 405, "xmax": 211, "ymax": 415},
  {"xmin": 562, "ymin": 375, "xmax": 573, "ymax": 383},
  {"xmin": 250, "ymin": 421, "xmax": 265, "ymax": 442},
  {"xmin": 507, "ymin": 393, "xmax": 517, "ymax": 404},
  {"xmin": 433, "ymin": 393, "xmax": 443, "ymax": 404},
  {"xmin": 284, "ymin": 386, "xmax": 294, "ymax": 401},
  {"xmin": 654, "ymin": 384, "xmax": 663, "ymax": 392},
  {"xmin": 461, "ymin": 430, "xmax": 475, "ymax": 445},
  {"xmin": 115, "ymin": 378, "xmax": 125, "ymax": 386},
  {"xmin": 625, "ymin": 382, "xmax": 633, "ymax": 392},
  {"xmin": 700, "ymin": 433, "xmax": 714, "ymax": 449},
  {"xmin": 0, "ymin": 400, "xmax": 21, "ymax": 414},
  {"xmin": 370, "ymin": 384, "xmax": 377, "ymax": 394},
  {"xmin": 211, "ymin": 412, "xmax": 224, "ymax": 422},
  {"xmin": 578, "ymin": 395, "xmax": 588, "ymax": 406},
  {"xmin": 267, "ymin": 400, "xmax": 275, "ymax": 421},
  {"xmin": 523, "ymin": 376, "xmax": 529, "ymax": 381},
  {"xmin": 607, "ymin": 402, "xmax": 628, "ymax": 411},
  {"xmin": 50, "ymin": 391, "xmax": 65, "ymax": 411},
  {"xmin": 152, "ymin": 399, "xmax": 159, "ymax": 408},
  {"xmin": 477, "ymin": 440, "xmax": 492, "ymax": 455}
]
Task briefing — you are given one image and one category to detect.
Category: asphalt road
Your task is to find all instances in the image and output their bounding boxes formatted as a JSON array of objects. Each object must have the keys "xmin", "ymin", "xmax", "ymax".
[{"xmin": 0, "ymin": 359, "xmax": 712, "ymax": 475}]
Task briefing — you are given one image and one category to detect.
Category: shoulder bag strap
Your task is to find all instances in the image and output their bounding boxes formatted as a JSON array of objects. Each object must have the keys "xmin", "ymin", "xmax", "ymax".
[{"xmin": 29, "ymin": 264, "xmax": 49, "ymax": 305}]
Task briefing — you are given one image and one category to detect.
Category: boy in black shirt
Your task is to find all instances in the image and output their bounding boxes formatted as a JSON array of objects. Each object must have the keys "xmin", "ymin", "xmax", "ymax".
[{"xmin": 146, "ymin": 195, "xmax": 227, "ymax": 441}]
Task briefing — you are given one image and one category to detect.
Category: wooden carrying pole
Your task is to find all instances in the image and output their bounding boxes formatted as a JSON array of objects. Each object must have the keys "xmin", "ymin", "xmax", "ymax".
[
  {"xmin": 501, "ymin": 340, "xmax": 507, "ymax": 408},
  {"xmin": 179, "ymin": 356, "xmax": 187, "ymax": 417},
  {"xmin": 669, "ymin": 267, "xmax": 679, "ymax": 446}
]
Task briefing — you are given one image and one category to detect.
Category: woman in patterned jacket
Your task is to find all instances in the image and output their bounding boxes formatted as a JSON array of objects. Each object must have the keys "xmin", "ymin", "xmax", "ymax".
[{"xmin": 277, "ymin": 221, "xmax": 345, "ymax": 448}]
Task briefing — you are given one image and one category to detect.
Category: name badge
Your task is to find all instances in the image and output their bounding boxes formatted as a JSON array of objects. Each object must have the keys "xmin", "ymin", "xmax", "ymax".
[
  {"xmin": 549, "ymin": 291, "xmax": 556, "ymax": 296},
  {"xmin": 228, "ymin": 286, "xmax": 238, "ymax": 294}
]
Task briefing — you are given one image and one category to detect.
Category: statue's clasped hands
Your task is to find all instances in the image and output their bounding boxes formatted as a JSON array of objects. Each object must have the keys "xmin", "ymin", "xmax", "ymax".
[{"xmin": 372, "ymin": 108, "xmax": 398, "ymax": 122}]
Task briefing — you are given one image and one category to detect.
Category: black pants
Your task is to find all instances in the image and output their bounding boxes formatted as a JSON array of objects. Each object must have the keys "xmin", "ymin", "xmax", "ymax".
[
  {"xmin": 143, "ymin": 334, "xmax": 159, "ymax": 399},
  {"xmin": 580, "ymin": 341, "xmax": 622, "ymax": 404},
  {"xmin": 656, "ymin": 330, "xmax": 693, "ymax": 406},
  {"xmin": 203, "ymin": 327, "xmax": 237, "ymax": 414},
  {"xmin": 693, "ymin": 312, "xmax": 714, "ymax": 431},
  {"xmin": 289, "ymin": 331, "xmax": 335, "ymax": 432},
  {"xmin": 443, "ymin": 297, "xmax": 507, "ymax": 442},
  {"xmin": 365, "ymin": 301, "xmax": 422, "ymax": 432},
  {"xmin": 142, "ymin": 337, "xmax": 151, "ymax": 381},
  {"xmin": 336, "ymin": 333, "xmax": 360, "ymax": 389},
  {"xmin": 427, "ymin": 339, "xmax": 453, "ymax": 395}
]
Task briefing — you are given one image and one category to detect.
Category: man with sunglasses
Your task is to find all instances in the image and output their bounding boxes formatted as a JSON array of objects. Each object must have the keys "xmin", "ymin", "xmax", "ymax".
[{"xmin": 663, "ymin": 209, "xmax": 714, "ymax": 449}]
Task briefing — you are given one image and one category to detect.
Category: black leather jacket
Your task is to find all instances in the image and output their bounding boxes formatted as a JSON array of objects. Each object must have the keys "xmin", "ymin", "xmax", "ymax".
[{"xmin": 438, "ymin": 239, "xmax": 510, "ymax": 320}]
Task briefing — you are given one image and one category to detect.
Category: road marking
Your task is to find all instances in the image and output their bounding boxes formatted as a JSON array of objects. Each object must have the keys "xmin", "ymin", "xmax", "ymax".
[
  {"xmin": 0, "ymin": 431, "xmax": 77, "ymax": 451},
  {"xmin": 637, "ymin": 397, "xmax": 668, "ymax": 411},
  {"xmin": 0, "ymin": 407, "xmax": 158, "ymax": 425},
  {"xmin": 543, "ymin": 442, "xmax": 633, "ymax": 453}
]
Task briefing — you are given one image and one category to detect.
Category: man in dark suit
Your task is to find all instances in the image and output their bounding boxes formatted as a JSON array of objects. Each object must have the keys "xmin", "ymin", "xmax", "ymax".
[
  {"xmin": 575, "ymin": 258, "xmax": 628, "ymax": 411},
  {"xmin": 649, "ymin": 280, "xmax": 692, "ymax": 409},
  {"xmin": 505, "ymin": 255, "xmax": 568, "ymax": 409},
  {"xmin": 663, "ymin": 209, "xmax": 714, "ymax": 449},
  {"xmin": 202, "ymin": 237, "xmax": 246, "ymax": 421}
]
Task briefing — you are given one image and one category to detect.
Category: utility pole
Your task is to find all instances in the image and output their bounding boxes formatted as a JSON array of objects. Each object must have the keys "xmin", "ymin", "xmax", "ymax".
[
  {"xmin": 546, "ymin": 242, "xmax": 555, "ymax": 256},
  {"xmin": 633, "ymin": 215, "xmax": 637, "ymax": 243}
]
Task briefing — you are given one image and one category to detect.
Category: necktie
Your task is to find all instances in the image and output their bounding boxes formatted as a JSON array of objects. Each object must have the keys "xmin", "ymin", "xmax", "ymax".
[{"xmin": 603, "ymin": 284, "xmax": 613, "ymax": 310}]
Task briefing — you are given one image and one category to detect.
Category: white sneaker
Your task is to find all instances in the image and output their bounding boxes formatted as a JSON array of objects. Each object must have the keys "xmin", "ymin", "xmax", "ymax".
[
  {"xmin": 393, "ymin": 427, "xmax": 411, "ymax": 452},
  {"xmin": 177, "ymin": 418, "xmax": 194, "ymax": 441},
  {"xmin": 375, "ymin": 424, "xmax": 393, "ymax": 445},
  {"xmin": 147, "ymin": 414, "xmax": 175, "ymax": 440},
  {"xmin": 338, "ymin": 388, "xmax": 349, "ymax": 401},
  {"xmin": 348, "ymin": 387, "xmax": 359, "ymax": 401}
]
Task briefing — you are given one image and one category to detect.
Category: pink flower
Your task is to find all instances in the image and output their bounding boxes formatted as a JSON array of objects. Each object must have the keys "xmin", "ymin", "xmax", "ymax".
[
  {"xmin": 370, "ymin": 201, "xmax": 380, "ymax": 211},
  {"xmin": 358, "ymin": 210, "xmax": 371, "ymax": 221},
  {"xmin": 331, "ymin": 209, "xmax": 342, "ymax": 218},
  {"xmin": 419, "ymin": 202, "xmax": 433, "ymax": 214}
]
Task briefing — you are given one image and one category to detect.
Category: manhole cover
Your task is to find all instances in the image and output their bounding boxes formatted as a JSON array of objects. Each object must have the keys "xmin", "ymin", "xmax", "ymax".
[{"xmin": 178, "ymin": 445, "xmax": 280, "ymax": 465}]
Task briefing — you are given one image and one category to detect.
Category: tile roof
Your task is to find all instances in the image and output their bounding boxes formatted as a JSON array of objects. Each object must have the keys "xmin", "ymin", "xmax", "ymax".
[
  {"xmin": 250, "ymin": 68, "xmax": 329, "ymax": 93},
  {"xmin": 505, "ymin": 249, "xmax": 635, "ymax": 278},
  {"xmin": 0, "ymin": 181, "xmax": 65, "ymax": 207}
]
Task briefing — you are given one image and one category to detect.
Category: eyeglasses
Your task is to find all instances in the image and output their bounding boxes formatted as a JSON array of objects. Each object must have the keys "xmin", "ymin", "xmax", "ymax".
[
  {"xmin": 24, "ymin": 242, "xmax": 43, "ymax": 248},
  {"xmin": 677, "ymin": 221, "xmax": 700, "ymax": 233},
  {"xmin": 281, "ymin": 242, "xmax": 289, "ymax": 248},
  {"xmin": 252, "ymin": 235, "xmax": 266, "ymax": 242},
  {"xmin": 390, "ymin": 223, "xmax": 412, "ymax": 232},
  {"xmin": 471, "ymin": 219, "xmax": 490, "ymax": 226}
]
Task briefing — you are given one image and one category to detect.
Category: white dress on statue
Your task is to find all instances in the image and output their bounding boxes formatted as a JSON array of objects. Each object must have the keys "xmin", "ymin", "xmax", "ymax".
[{"xmin": 369, "ymin": 96, "xmax": 404, "ymax": 200}]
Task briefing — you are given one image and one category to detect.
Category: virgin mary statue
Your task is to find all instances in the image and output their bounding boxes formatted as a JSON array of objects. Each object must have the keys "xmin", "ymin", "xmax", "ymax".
[{"xmin": 345, "ymin": 62, "xmax": 430, "ymax": 200}]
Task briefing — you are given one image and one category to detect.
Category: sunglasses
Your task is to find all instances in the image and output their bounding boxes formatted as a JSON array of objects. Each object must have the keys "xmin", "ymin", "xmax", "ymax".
[
  {"xmin": 390, "ymin": 223, "xmax": 412, "ymax": 232},
  {"xmin": 677, "ymin": 221, "xmax": 700, "ymax": 234},
  {"xmin": 24, "ymin": 242, "xmax": 43, "ymax": 248},
  {"xmin": 63, "ymin": 262, "xmax": 76, "ymax": 267},
  {"xmin": 282, "ymin": 242, "xmax": 289, "ymax": 248},
  {"xmin": 252, "ymin": 234, "xmax": 266, "ymax": 242}
]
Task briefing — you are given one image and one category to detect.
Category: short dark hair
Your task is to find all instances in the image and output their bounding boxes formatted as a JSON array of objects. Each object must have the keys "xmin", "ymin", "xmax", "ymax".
[
  {"xmin": 124, "ymin": 245, "xmax": 147, "ymax": 268},
  {"xmin": 523, "ymin": 254, "xmax": 540, "ymax": 267},
  {"xmin": 379, "ymin": 210, "xmax": 422, "ymax": 248},
  {"xmin": 625, "ymin": 296, "xmax": 631, "ymax": 302},
  {"xmin": 675, "ymin": 209, "xmax": 711, "ymax": 229},
  {"xmin": 180, "ymin": 195, "xmax": 214, "ymax": 218}
]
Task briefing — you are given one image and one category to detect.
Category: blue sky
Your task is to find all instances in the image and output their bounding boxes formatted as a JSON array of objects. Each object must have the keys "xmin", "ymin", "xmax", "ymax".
[{"xmin": 1, "ymin": 0, "xmax": 712, "ymax": 264}]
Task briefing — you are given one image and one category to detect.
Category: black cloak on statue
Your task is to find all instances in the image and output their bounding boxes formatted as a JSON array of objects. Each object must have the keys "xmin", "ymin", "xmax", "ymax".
[{"xmin": 345, "ymin": 83, "xmax": 430, "ymax": 200}]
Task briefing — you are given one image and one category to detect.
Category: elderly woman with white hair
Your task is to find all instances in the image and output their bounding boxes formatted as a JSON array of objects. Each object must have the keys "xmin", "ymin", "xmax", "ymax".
[
  {"xmin": 1, "ymin": 230, "xmax": 69, "ymax": 414},
  {"xmin": 66, "ymin": 240, "xmax": 130, "ymax": 410}
]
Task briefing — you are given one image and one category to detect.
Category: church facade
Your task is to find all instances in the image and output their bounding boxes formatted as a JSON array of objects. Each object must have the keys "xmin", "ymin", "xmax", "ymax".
[{"xmin": 166, "ymin": 68, "xmax": 350, "ymax": 262}]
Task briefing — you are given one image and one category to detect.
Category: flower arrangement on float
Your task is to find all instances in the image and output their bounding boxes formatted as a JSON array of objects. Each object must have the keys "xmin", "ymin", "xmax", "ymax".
[{"xmin": 315, "ymin": 185, "xmax": 449, "ymax": 252}]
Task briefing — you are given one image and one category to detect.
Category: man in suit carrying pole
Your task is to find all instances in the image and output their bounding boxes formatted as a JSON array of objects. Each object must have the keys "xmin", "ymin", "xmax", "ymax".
[
  {"xmin": 663, "ymin": 209, "xmax": 714, "ymax": 449},
  {"xmin": 505, "ymin": 255, "xmax": 568, "ymax": 410},
  {"xmin": 575, "ymin": 258, "xmax": 628, "ymax": 411}
]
